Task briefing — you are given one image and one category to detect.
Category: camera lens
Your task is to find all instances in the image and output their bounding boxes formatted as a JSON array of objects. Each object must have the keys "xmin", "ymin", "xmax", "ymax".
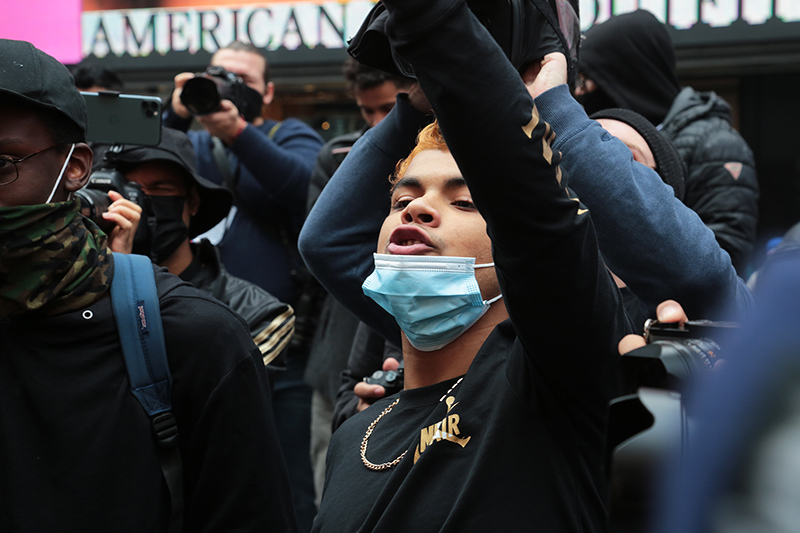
[
  {"xmin": 75, "ymin": 188, "xmax": 114, "ymax": 234},
  {"xmin": 619, "ymin": 338, "xmax": 720, "ymax": 393},
  {"xmin": 180, "ymin": 76, "xmax": 223, "ymax": 115},
  {"xmin": 654, "ymin": 338, "xmax": 719, "ymax": 378}
]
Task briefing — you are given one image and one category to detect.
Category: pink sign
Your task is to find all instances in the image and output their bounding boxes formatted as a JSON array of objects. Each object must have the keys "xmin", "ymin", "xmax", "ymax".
[{"xmin": 0, "ymin": 0, "xmax": 83, "ymax": 65}]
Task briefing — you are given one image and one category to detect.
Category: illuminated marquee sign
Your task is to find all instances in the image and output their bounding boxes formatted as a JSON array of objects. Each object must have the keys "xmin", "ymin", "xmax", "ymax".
[
  {"xmin": 82, "ymin": 2, "xmax": 375, "ymax": 58},
  {"xmin": 81, "ymin": 0, "xmax": 800, "ymax": 60},
  {"xmin": 581, "ymin": 0, "xmax": 799, "ymax": 29}
]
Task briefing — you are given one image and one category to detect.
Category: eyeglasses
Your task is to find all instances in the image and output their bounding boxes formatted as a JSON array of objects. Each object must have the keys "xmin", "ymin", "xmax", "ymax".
[{"xmin": 0, "ymin": 143, "xmax": 65, "ymax": 187}]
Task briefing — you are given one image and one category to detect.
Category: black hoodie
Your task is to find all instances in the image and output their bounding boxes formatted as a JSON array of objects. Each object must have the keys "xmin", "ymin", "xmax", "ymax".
[{"xmin": 578, "ymin": 9, "xmax": 681, "ymax": 125}]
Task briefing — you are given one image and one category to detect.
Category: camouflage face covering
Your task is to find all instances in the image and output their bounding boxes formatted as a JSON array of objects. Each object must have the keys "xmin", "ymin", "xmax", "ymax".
[{"xmin": 0, "ymin": 199, "xmax": 112, "ymax": 319}]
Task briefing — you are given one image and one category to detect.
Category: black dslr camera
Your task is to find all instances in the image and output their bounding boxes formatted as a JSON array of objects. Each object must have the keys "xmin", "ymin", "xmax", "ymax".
[
  {"xmin": 75, "ymin": 166, "xmax": 147, "ymax": 235},
  {"xmin": 363, "ymin": 361, "xmax": 405, "ymax": 396},
  {"xmin": 74, "ymin": 146, "xmax": 149, "ymax": 244},
  {"xmin": 607, "ymin": 319, "xmax": 738, "ymax": 530},
  {"xmin": 619, "ymin": 319, "xmax": 738, "ymax": 393},
  {"xmin": 180, "ymin": 66, "xmax": 263, "ymax": 122}
]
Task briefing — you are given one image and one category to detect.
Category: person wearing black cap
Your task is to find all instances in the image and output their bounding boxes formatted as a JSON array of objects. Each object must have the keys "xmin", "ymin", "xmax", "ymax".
[
  {"xmin": 0, "ymin": 39, "xmax": 297, "ymax": 532},
  {"xmin": 575, "ymin": 9, "xmax": 759, "ymax": 275},
  {"xmin": 165, "ymin": 43, "xmax": 322, "ymax": 531},
  {"xmin": 93, "ymin": 127, "xmax": 295, "ymax": 366},
  {"xmin": 590, "ymin": 108, "xmax": 687, "ymax": 201}
]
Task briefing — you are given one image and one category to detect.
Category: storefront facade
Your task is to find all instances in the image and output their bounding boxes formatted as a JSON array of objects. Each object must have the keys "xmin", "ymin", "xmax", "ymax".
[{"xmin": 78, "ymin": 0, "xmax": 800, "ymax": 262}]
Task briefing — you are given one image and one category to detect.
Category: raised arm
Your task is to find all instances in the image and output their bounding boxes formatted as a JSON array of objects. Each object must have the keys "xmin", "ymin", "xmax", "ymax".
[
  {"xmin": 534, "ymin": 85, "xmax": 755, "ymax": 320},
  {"xmin": 381, "ymin": 0, "xmax": 630, "ymax": 362},
  {"xmin": 298, "ymin": 96, "xmax": 431, "ymax": 344}
]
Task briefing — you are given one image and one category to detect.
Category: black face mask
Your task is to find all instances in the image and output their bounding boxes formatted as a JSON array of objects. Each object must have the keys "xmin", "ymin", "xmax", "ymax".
[
  {"xmin": 132, "ymin": 195, "xmax": 188, "ymax": 264},
  {"xmin": 240, "ymin": 85, "xmax": 265, "ymax": 123},
  {"xmin": 575, "ymin": 85, "xmax": 619, "ymax": 117}
]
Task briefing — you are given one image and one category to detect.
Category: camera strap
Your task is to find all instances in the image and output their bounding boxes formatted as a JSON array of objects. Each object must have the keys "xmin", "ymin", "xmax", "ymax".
[
  {"xmin": 210, "ymin": 120, "xmax": 282, "ymax": 210},
  {"xmin": 210, "ymin": 124, "xmax": 324, "ymax": 355},
  {"xmin": 211, "ymin": 136, "xmax": 236, "ymax": 188}
]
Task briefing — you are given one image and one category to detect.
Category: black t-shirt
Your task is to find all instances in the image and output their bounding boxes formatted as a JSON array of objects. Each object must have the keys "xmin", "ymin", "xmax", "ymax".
[
  {"xmin": 0, "ymin": 267, "xmax": 296, "ymax": 532},
  {"xmin": 315, "ymin": 321, "xmax": 619, "ymax": 532}
]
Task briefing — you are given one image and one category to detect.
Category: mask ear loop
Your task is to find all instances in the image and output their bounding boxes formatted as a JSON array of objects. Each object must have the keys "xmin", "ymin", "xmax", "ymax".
[
  {"xmin": 45, "ymin": 143, "xmax": 76, "ymax": 204},
  {"xmin": 485, "ymin": 293, "xmax": 503, "ymax": 305},
  {"xmin": 473, "ymin": 262, "xmax": 503, "ymax": 305}
]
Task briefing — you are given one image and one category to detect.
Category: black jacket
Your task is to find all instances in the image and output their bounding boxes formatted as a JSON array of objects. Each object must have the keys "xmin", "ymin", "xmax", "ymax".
[
  {"xmin": 303, "ymin": 128, "xmax": 367, "ymax": 403},
  {"xmin": 182, "ymin": 239, "xmax": 295, "ymax": 366},
  {"xmin": 577, "ymin": 10, "xmax": 759, "ymax": 273},
  {"xmin": 0, "ymin": 262, "xmax": 297, "ymax": 532},
  {"xmin": 661, "ymin": 88, "xmax": 759, "ymax": 273},
  {"xmin": 306, "ymin": 128, "xmax": 367, "ymax": 213}
]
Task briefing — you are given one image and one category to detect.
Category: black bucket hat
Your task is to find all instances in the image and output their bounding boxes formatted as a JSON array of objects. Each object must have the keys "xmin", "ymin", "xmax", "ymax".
[
  {"xmin": 590, "ymin": 108, "xmax": 686, "ymax": 201},
  {"xmin": 0, "ymin": 39, "xmax": 88, "ymax": 136},
  {"xmin": 92, "ymin": 127, "xmax": 233, "ymax": 238}
]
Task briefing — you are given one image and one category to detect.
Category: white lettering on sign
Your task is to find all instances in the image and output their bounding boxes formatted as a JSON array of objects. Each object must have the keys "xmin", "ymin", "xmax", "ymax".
[
  {"xmin": 82, "ymin": 1, "xmax": 375, "ymax": 58},
  {"xmin": 82, "ymin": 0, "xmax": 799, "ymax": 59},
  {"xmin": 579, "ymin": 0, "xmax": 799, "ymax": 30}
]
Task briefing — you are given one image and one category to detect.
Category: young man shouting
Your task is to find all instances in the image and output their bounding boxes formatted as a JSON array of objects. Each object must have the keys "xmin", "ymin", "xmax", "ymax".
[{"xmin": 299, "ymin": 0, "xmax": 633, "ymax": 530}]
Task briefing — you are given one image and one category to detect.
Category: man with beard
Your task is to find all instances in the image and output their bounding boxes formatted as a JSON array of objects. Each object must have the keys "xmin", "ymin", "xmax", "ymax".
[{"xmin": 164, "ymin": 42, "xmax": 323, "ymax": 530}]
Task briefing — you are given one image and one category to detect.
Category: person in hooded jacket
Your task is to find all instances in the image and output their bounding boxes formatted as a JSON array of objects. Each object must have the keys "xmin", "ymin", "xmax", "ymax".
[
  {"xmin": 93, "ymin": 127, "xmax": 295, "ymax": 368},
  {"xmin": 575, "ymin": 9, "xmax": 759, "ymax": 275}
]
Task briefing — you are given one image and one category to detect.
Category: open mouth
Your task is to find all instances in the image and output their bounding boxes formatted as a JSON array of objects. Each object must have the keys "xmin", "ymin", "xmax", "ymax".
[{"xmin": 387, "ymin": 226, "xmax": 436, "ymax": 254}]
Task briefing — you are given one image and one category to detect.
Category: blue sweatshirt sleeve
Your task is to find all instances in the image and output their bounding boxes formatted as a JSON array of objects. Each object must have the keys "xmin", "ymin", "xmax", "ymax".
[
  {"xmin": 535, "ymin": 85, "xmax": 755, "ymax": 320},
  {"xmin": 230, "ymin": 119, "xmax": 324, "ymax": 224},
  {"xmin": 298, "ymin": 96, "xmax": 431, "ymax": 345}
]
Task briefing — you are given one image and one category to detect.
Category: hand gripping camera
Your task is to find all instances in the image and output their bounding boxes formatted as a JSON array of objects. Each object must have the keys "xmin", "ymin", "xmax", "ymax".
[
  {"xmin": 607, "ymin": 319, "xmax": 739, "ymax": 531},
  {"xmin": 74, "ymin": 147, "xmax": 149, "ymax": 242},
  {"xmin": 363, "ymin": 361, "xmax": 405, "ymax": 396},
  {"xmin": 179, "ymin": 66, "xmax": 264, "ymax": 123},
  {"xmin": 620, "ymin": 319, "xmax": 739, "ymax": 392}
]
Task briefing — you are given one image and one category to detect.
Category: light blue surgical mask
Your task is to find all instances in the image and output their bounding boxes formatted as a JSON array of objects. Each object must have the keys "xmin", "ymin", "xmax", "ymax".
[{"xmin": 362, "ymin": 254, "xmax": 503, "ymax": 352}]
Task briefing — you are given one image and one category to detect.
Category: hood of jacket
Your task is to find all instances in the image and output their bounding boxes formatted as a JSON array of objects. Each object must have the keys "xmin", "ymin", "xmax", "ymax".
[
  {"xmin": 578, "ymin": 9, "xmax": 681, "ymax": 125},
  {"xmin": 660, "ymin": 87, "xmax": 733, "ymax": 136}
]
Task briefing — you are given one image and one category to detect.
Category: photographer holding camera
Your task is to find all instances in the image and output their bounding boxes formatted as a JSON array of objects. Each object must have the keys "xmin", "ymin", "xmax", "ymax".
[
  {"xmin": 163, "ymin": 41, "xmax": 323, "ymax": 532},
  {"xmin": 164, "ymin": 41, "xmax": 323, "ymax": 306},
  {"xmin": 87, "ymin": 127, "xmax": 296, "ymax": 369}
]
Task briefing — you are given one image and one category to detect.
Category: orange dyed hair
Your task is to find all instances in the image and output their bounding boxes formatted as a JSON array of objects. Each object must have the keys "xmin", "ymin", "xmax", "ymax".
[{"xmin": 391, "ymin": 121, "xmax": 450, "ymax": 185}]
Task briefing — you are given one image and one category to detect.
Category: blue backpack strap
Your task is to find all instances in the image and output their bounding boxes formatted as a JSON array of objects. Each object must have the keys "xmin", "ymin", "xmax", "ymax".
[{"xmin": 111, "ymin": 253, "xmax": 183, "ymax": 533}]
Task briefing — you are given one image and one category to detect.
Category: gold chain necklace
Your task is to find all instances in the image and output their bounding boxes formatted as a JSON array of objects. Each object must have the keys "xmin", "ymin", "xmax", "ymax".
[{"xmin": 360, "ymin": 377, "xmax": 464, "ymax": 471}]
